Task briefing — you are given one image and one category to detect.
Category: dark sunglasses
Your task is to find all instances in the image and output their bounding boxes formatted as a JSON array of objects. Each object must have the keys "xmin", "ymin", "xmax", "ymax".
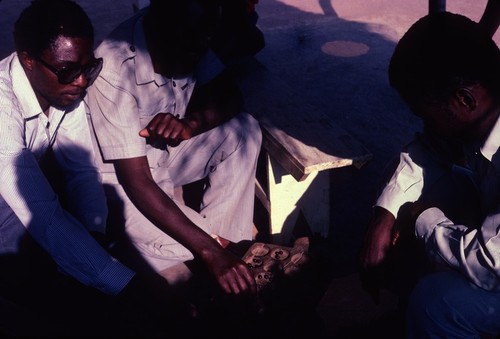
[{"xmin": 36, "ymin": 56, "xmax": 103, "ymax": 85}]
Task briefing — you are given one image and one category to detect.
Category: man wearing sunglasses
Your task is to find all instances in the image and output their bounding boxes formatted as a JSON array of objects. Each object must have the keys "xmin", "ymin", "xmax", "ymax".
[
  {"xmin": 0, "ymin": 0, "xmax": 195, "ymax": 336},
  {"xmin": 34, "ymin": 55, "xmax": 103, "ymax": 88}
]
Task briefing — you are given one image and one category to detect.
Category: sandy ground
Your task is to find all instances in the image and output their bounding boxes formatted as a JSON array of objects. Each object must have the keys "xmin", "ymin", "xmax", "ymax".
[{"xmin": 0, "ymin": 0, "xmax": 498, "ymax": 337}]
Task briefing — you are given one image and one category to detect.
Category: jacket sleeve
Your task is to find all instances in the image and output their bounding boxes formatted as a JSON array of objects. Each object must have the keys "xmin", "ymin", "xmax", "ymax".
[{"xmin": 416, "ymin": 207, "xmax": 500, "ymax": 291}]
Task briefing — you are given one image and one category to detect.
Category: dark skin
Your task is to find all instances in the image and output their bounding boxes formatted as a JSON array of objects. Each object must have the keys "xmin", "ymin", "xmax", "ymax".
[
  {"xmin": 359, "ymin": 82, "xmax": 500, "ymax": 301},
  {"xmin": 112, "ymin": 8, "xmax": 257, "ymax": 296},
  {"xmin": 19, "ymin": 35, "xmax": 93, "ymax": 114}
]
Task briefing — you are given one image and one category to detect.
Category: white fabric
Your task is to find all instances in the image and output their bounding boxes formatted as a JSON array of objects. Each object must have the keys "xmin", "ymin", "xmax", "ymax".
[
  {"xmin": 0, "ymin": 53, "xmax": 135, "ymax": 295},
  {"xmin": 86, "ymin": 9, "xmax": 262, "ymax": 272}
]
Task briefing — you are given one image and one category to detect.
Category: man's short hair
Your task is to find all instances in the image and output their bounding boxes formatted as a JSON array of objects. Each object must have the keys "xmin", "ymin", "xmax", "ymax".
[
  {"xmin": 389, "ymin": 12, "xmax": 500, "ymax": 112},
  {"xmin": 14, "ymin": 0, "xmax": 94, "ymax": 57}
]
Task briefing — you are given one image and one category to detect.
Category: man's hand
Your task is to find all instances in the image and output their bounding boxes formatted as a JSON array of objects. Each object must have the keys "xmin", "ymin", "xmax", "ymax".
[
  {"xmin": 139, "ymin": 113, "xmax": 197, "ymax": 146},
  {"xmin": 201, "ymin": 246, "xmax": 257, "ymax": 296},
  {"xmin": 392, "ymin": 201, "xmax": 433, "ymax": 246},
  {"xmin": 360, "ymin": 207, "xmax": 396, "ymax": 269},
  {"xmin": 359, "ymin": 206, "xmax": 397, "ymax": 303},
  {"xmin": 359, "ymin": 203, "xmax": 432, "ymax": 303}
]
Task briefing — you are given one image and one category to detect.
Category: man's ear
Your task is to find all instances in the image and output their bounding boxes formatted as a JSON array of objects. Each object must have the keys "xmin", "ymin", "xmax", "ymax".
[
  {"xmin": 455, "ymin": 87, "xmax": 477, "ymax": 112},
  {"xmin": 18, "ymin": 51, "xmax": 34, "ymax": 71}
]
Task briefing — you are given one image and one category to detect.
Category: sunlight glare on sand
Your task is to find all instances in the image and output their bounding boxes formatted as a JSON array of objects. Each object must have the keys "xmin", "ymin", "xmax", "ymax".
[{"xmin": 275, "ymin": 0, "xmax": 325, "ymax": 14}]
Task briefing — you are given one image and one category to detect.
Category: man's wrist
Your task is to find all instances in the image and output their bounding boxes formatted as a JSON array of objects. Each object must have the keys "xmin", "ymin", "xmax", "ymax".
[{"xmin": 183, "ymin": 116, "xmax": 201, "ymax": 135}]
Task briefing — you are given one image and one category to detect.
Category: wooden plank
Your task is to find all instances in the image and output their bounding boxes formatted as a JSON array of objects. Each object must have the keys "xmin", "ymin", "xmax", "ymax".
[
  {"xmin": 266, "ymin": 154, "xmax": 330, "ymax": 244},
  {"xmin": 230, "ymin": 57, "xmax": 372, "ymax": 181},
  {"xmin": 254, "ymin": 177, "xmax": 270, "ymax": 213}
]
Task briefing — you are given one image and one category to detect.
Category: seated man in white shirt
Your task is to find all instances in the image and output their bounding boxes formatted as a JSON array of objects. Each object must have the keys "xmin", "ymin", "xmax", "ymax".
[
  {"xmin": 0, "ymin": 0, "xmax": 194, "ymax": 336},
  {"xmin": 359, "ymin": 11, "xmax": 500, "ymax": 338},
  {"xmin": 86, "ymin": 0, "xmax": 261, "ymax": 300}
]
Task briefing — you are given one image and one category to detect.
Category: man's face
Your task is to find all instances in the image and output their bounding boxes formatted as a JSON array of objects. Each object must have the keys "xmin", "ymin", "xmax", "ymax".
[
  {"xmin": 26, "ymin": 35, "xmax": 101, "ymax": 110},
  {"xmin": 415, "ymin": 85, "xmax": 498, "ymax": 142},
  {"xmin": 156, "ymin": 31, "xmax": 210, "ymax": 78},
  {"xmin": 145, "ymin": 1, "xmax": 215, "ymax": 78},
  {"xmin": 417, "ymin": 103, "xmax": 467, "ymax": 139}
]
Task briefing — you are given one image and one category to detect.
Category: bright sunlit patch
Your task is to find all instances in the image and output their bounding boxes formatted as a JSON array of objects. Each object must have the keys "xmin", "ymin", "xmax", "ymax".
[
  {"xmin": 277, "ymin": 0, "xmax": 324, "ymax": 14},
  {"xmin": 321, "ymin": 40, "xmax": 369, "ymax": 57}
]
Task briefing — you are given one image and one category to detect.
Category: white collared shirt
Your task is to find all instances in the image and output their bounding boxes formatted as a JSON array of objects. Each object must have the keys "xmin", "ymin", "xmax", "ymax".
[{"xmin": 0, "ymin": 52, "xmax": 134, "ymax": 295}]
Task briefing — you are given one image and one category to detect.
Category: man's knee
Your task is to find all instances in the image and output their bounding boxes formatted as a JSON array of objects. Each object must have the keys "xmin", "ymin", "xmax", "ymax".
[
  {"xmin": 229, "ymin": 112, "xmax": 262, "ymax": 156},
  {"xmin": 406, "ymin": 272, "xmax": 484, "ymax": 338}
]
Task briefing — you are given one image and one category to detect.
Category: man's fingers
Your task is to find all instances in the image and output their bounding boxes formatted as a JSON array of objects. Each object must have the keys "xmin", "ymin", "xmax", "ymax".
[
  {"xmin": 218, "ymin": 266, "xmax": 258, "ymax": 295},
  {"xmin": 139, "ymin": 128, "xmax": 150, "ymax": 137},
  {"xmin": 241, "ymin": 267, "xmax": 258, "ymax": 294},
  {"xmin": 219, "ymin": 279, "xmax": 232, "ymax": 294},
  {"xmin": 139, "ymin": 112, "xmax": 174, "ymax": 138},
  {"xmin": 392, "ymin": 230, "xmax": 400, "ymax": 246}
]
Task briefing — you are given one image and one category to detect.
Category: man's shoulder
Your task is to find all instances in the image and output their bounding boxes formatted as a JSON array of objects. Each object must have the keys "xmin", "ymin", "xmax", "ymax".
[
  {"xmin": 0, "ymin": 53, "xmax": 20, "ymax": 108},
  {"xmin": 95, "ymin": 13, "xmax": 143, "ymax": 71},
  {"xmin": 101, "ymin": 9, "xmax": 143, "ymax": 42},
  {"xmin": 0, "ymin": 53, "xmax": 16, "ymax": 88}
]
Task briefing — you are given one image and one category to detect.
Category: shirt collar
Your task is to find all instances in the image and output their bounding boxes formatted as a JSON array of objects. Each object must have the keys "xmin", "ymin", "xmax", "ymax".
[
  {"xmin": 480, "ymin": 115, "xmax": 500, "ymax": 161},
  {"xmin": 11, "ymin": 54, "xmax": 43, "ymax": 119}
]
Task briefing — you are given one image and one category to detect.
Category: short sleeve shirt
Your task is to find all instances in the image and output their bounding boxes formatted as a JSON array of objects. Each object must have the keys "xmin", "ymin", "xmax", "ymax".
[{"xmin": 86, "ymin": 10, "xmax": 224, "ymax": 182}]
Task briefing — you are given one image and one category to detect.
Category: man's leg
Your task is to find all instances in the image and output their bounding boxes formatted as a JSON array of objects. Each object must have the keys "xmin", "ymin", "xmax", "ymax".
[
  {"xmin": 166, "ymin": 112, "xmax": 262, "ymax": 242},
  {"xmin": 406, "ymin": 270, "xmax": 500, "ymax": 338},
  {"xmin": 104, "ymin": 182, "xmax": 208, "ymax": 274}
]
